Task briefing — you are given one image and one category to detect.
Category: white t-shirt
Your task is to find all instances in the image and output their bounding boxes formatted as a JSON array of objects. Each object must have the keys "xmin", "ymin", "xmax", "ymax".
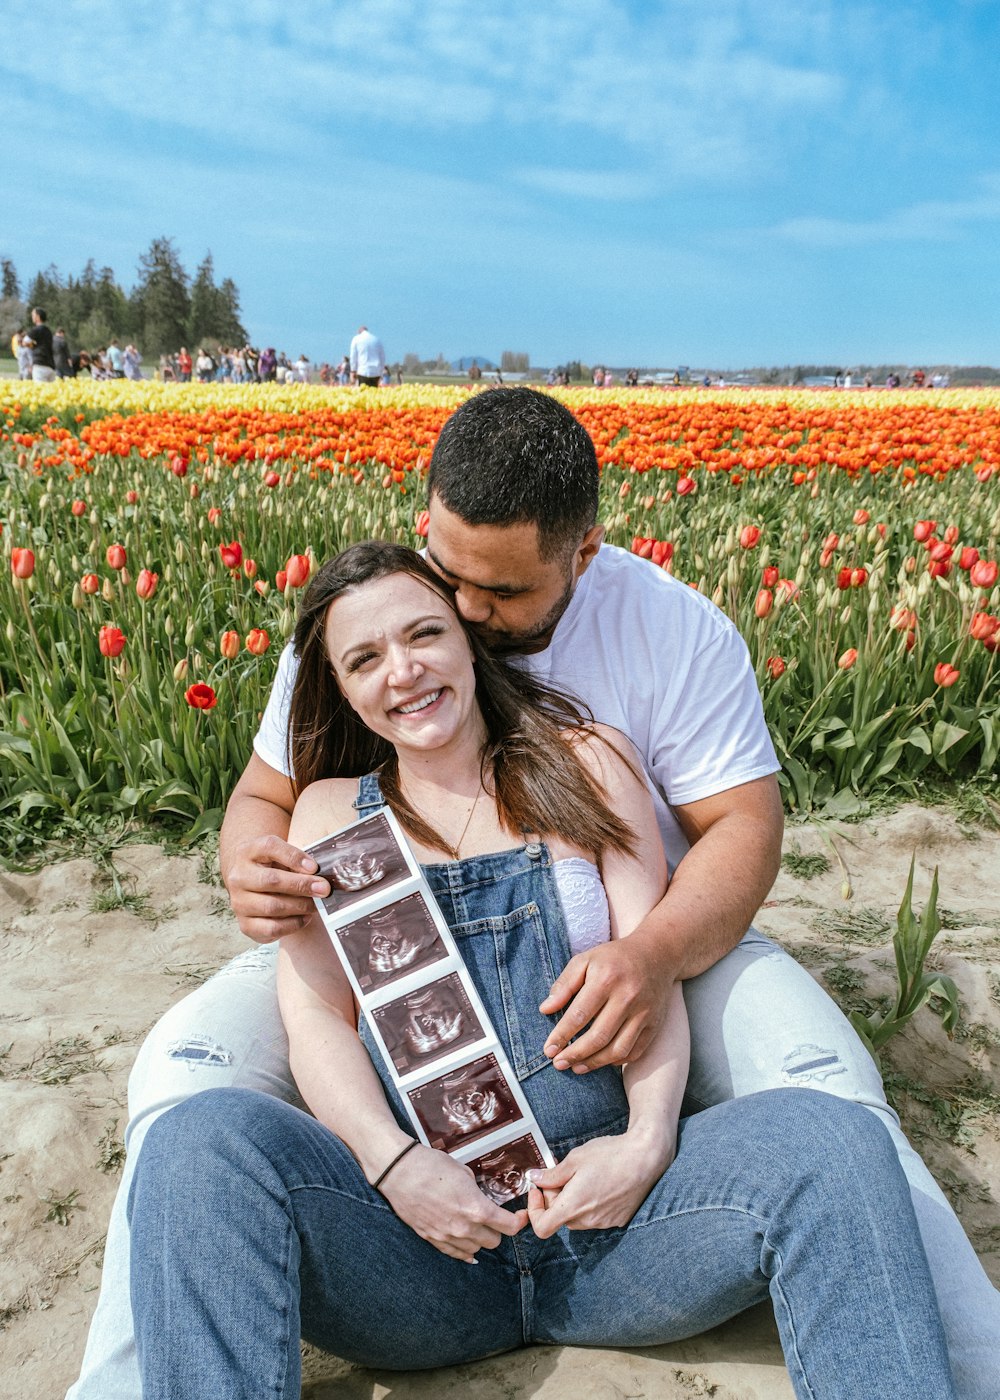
[
  {"xmin": 253, "ymin": 544, "xmax": 779, "ymax": 874},
  {"xmin": 349, "ymin": 331, "xmax": 385, "ymax": 379}
]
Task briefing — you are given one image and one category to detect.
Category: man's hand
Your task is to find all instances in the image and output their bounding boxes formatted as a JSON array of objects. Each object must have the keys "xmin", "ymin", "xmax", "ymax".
[
  {"xmin": 526, "ymin": 1130, "xmax": 673, "ymax": 1237},
  {"xmin": 225, "ymin": 835, "xmax": 330, "ymax": 943},
  {"xmin": 539, "ymin": 934, "xmax": 674, "ymax": 1073}
]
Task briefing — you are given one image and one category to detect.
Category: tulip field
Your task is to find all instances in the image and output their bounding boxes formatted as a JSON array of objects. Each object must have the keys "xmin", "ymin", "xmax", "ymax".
[{"xmin": 2, "ymin": 380, "xmax": 998, "ymax": 851}]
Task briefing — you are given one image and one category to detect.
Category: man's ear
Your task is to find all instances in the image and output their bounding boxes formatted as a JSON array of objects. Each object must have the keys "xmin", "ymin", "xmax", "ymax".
[{"xmin": 573, "ymin": 524, "xmax": 605, "ymax": 579}]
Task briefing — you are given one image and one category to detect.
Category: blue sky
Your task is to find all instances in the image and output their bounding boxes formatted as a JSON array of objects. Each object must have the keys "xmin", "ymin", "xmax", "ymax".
[{"xmin": 3, "ymin": 0, "xmax": 998, "ymax": 367}]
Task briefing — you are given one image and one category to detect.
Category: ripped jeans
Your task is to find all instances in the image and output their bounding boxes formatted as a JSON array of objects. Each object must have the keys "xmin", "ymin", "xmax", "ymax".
[{"xmin": 68, "ymin": 930, "xmax": 1000, "ymax": 1400}]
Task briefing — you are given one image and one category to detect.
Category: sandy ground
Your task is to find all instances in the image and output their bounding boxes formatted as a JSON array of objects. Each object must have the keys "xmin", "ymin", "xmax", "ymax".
[{"xmin": 1, "ymin": 803, "xmax": 998, "ymax": 1399}]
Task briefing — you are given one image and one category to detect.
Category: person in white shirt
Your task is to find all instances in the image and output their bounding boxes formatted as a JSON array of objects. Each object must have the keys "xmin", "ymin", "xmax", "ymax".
[
  {"xmin": 67, "ymin": 389, "xmax": 999, "ymax": 1400},
  {"xmin": 350, "ymin": 324, "xmax": 385, "ymax": 387}
]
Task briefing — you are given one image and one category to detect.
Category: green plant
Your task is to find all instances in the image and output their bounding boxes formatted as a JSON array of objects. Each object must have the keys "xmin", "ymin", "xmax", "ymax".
[{"xmin": 849, "ymin": 858, "xmax": 960, "ymax": 1063}]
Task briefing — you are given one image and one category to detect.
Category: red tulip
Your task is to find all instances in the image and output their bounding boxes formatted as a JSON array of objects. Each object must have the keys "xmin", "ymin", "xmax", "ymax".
[
  {"xmin": 414, "ymin": 509, "xmax": 431, "ymax": 537},
  {"xmin": 618, "ymin": 481, "xmax": 631, "ymax": 500},
  {"xmin": 275, "ymin": 569, "xmax": 288, "ymax": 592},
  {"xmin": 106, "ymin": 543, "xmax": 127, "ymax": 570},
  {"xmin": 852, "ymin": 509, "xmax": 870, "ymax": 526},
  {"xmin": 822, "ymin": 532, "xmax": 839, "ymax": 552},
  {"xmin": 263, "ymin": 470, "xmax": 281, "ymax": 489},
  {"xmin": 185, "ymin": 683, "xmax": 218, "ymax": 710},
  {"xmin": 170, "ymin": 455, "xmax": 188, "ymax": 478},
  {"xmin": 970, "ymin": 559, "xmax": 998, "ymax": 590},
  {"xmin": 851, "ymin": 567, "xmax": 868, "ymax": 588},
  {"xmin": 11, "ymin": 547, "xmax": 35, "ymax": 579},
  {"xmin": 99, "ymin": 625, "xmax": 126, "ymax": 658},
  {"xmin": 219, "ymin": 630, "xmax": 240, "ymax": 659},
  {"xmin": 928, "ymin": 540, "xmax": 953, "ymax": 564},
  {"xmin": 651, "ymin": 540, "xmax": 673, "ymax": 569},
  {"xmin": 739, "ymin": 525, "xmax": 761, "ymax": 549},
  {"xmin": 933, "ymin": 662, "xmax": 960, "ymax": 688},
  {"xmin": 254, "ymin": 580, "xmax": 270, "ymax": 597},
  {"xmin": 676, "ymin": 475, "xmax": 696, "ymax": 496},
  {"xmin": 766, "ymin": 656, "xmax": 785, "ymax": 678},
  {"xmin": 913, "ymin": 520, "xmax": 935, "ymax": 543},
  {"xmin": 969, "ymin": 612, "xmax": 999, "ymax": 642},
  {"xmin": 755, "ymin": 588, "xmax": 773, "ymax": 618},
  {"xmin": 837, "ymin": 567, "xmax": 853, "ymax": 591},
  {"xmin": 890, "ymin": 605, "xmax": 916, "ymax": 631},
  {"xmin": 246, "ymin": 628, "xmax": 271, "ymax": 655},
  {"xmin": 761, "ymin": 565, "xmax": 779, "ymax": 588},
  {"xmin": 958, "ymin": 546, "xmax": 980, "ymax": 571},
  {"xmin": 220, "ymin": 541, "xmax": 243, "ymax": 570},
  {"xmin": 838, "ymin": 648, "xmax": 858, "ymax": 670},
  {"xmin": 71, "ymin": 499, "xmax": 87, "ymax": 517},
  {"xmin": 207, "ymin": 507, "xmax": 222, "ymax": 525},
  {"xmin": 125, "ymin": 489, "xmax": 138, "ymax": 505},
  {"xmin": 243, "ymin": 558, "xmax": 257, "ymax": 579},
  {"xmin": 631, "ymin": 537, "xmax": 654, "ymax": 559},
  {"xmin": 285, "ymin": 554, "xmax": 310, "ymax": 588},
  {"xmin": 81, "ymin": 572, "xmax": 99, "ymax": 595},
  {"xmin": 943, "ymin": 524, "xmax": 959, "ymax": 546},
  {"xmin": 775, "ymin": 578, "xmax": 799, "ymax": 602},
  {"xmin": 136, "ymin": 569, "xmax": 159, "ymax": 600}
]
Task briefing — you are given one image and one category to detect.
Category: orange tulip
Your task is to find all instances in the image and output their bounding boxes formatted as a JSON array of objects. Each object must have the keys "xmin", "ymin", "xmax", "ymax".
[
  {"xmin": 766, "ymin": 656, "xmax": 785, "ymax": 678},
  {"xmin": 838, "ymin": 648, "xmax": 858, "ymax": 670},
  {"xmin": 11, "ymin": 547, "xmax": 35, "ymax": 579},
  {"xmin": 80, "ymin": 572, "xmax": 99, "ymax": 595},
  {"xmin": 246, "ymin": 628, "xmax": 271, "ymax": 655},
  {"xmin": 970, "ymin": 559, "xmax": 998, "ymax": 590},
  {"xmin": 71, "ymin": 499, "xmax": 87, "ymax": 517},
  {"xmin": 99, "ymin": 625, "xmax": 126, "ymax": 658},
  {"xmin": 285, "ymin": 554, "xmax": 310, "ymax": 588},
  {"xmin": 220, "ymin": 630, "xmax": 240, "ymax": 659},
  {"xmin": 414, "ymin": 509, "xmax": 430, "ymax": 537},
  {"xmin": 136, "ymin": 569, "xmax": 159, "ymax": 600},
  {"xmin": 739, "ymin": 525, "xmax": 761, "ymax": 549},
  {"xmin": 754, "ymin": 588, "xmax": 773, "ymax": 618},
  {"xmin": 106, "ymin": 543, "xmax": 127, "ymax": 570},
  {"xmin": 933, "ymin": 662, "xmax": 960, "ymax": 688}
]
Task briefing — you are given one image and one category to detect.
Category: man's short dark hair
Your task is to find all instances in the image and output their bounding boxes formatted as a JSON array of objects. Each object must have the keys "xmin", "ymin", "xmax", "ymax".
[
  {"xmin": 32, "ymin": 306, "xmax": 47, "ymax": 321},
  {"xmin": 427, "ymin": 387, "xmax": 599, "ymax": 560}
]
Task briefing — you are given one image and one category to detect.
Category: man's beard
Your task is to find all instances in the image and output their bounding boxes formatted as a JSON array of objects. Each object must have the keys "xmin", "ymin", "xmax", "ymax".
[{"xmin": 472, "ymin": 573, "xmax": 576, "ymax": 656}]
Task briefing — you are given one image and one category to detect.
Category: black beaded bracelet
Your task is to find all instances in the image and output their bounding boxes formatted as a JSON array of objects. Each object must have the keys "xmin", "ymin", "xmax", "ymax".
[{"xmin": 372, "ymin": 1139, "xmax": 419, "ymax": 1191}]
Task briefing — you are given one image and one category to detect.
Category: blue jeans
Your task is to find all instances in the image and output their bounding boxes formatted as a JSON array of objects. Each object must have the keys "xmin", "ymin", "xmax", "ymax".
[
  {"xmin": 129, "ymin": 1085, "xmax": 954, "ymax": 1399},
  {"xmin": 67, "ymin": 773, "xmax": 998, "ymax": 1396}
]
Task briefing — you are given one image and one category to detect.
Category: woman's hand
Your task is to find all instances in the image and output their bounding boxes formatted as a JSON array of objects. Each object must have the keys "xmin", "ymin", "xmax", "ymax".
[
  {"xmin": 526, "ymin": 1129, "xmax": 675, "ymax": 1238},
  {"xmin": 379, "ymin": 1145, "xmax": 528, "ymax": 1263}
]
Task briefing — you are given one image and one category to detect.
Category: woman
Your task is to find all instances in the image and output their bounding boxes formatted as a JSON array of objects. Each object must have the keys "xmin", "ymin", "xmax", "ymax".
[{"xmin": 129, "ymin": 543, "xmax": 955, "ymax": 1398}]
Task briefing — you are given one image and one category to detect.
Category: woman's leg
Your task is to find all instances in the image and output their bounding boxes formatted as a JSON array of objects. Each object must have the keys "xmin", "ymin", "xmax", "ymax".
[
  {"xmin": 129, "ymin": 1089, "xmax": 523, "ymax": 1398},
  {"xmin": 532, "ymin": 1089, "xmax": 956, "ymax": 1400},
  {"xmin": 67, "ymin": 946, "xmax": 295, "ymax": 1400},
  {"xmin": 683, "ymin": 929, "xmax": 1000, "ymax": 1399}
]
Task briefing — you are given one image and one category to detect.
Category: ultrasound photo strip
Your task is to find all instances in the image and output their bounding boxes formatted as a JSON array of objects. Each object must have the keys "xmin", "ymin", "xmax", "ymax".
[{"xmin": 306, "ymin": 808, "xmax": 555, "ymax": 1189}]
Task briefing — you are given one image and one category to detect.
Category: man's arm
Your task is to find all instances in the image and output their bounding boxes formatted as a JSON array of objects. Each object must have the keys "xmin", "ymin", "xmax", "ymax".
[
  {"xmin": 218, "ymin": 752, "xmax": 331, "ymax": 943},
  {"xmin": 539, "ymin": 772, "xmax": 783, "ymax": 1072}
]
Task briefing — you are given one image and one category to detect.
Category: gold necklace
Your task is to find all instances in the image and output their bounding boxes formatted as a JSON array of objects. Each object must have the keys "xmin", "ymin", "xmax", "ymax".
[{"xmin": 402, "ymin": 778, "xmax": 483, "ymax": 859}]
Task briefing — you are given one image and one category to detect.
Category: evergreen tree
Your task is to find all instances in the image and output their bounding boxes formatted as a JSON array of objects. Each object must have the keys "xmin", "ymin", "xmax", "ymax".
[
  {"xmin": 216, "ymin": 276, "xmax": 247, "ymax": 346},
  {"xmin": 1, "ymin": 258, "xmax": 19, "ymax": 300},
  {"xmin": 132, "ymin": 237, "xmax": 190, "ymax": 354},
  {"xmin": 26, "ymin": 264, "xmax": 63, "ymax": 319},
  {"xmin": 188, "ymin": 252, "xmax": 218, "ymax": 349}
]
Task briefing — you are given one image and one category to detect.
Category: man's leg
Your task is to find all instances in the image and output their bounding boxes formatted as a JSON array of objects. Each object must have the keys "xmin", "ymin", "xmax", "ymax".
[
  {"xmin": 533, "ymin": 1088, "xmax": 955, "ymax": 1399},
  {"xmin": 129, "ymin": 1089, "xmax": 523, "ymax": 1398},
  {"xmin": 67, "ymin": 945, "xmax": 295, "ymax": 1400},
  {"xmin": 683, "ymin": 929, "xmax": 1000, "ymax": 1399}
]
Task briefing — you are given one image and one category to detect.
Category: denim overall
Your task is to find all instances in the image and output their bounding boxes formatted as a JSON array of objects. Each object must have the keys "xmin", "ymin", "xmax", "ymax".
[{"xmin": 353, "ymin": 771, "xmax": 629, "ymax": 1158}]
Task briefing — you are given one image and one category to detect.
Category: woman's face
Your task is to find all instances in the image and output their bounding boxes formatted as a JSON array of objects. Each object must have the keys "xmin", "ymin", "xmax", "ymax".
[{"xmin": 325, "ymin": 572, "xmax": 482, "ymax": 757}]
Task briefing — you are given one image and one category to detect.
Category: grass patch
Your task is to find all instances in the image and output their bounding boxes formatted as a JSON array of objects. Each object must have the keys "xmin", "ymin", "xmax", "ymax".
[
  {"xmin": 811, "ymin": 906, "xmax": 892, "ymax": 945},
  {"xmin": 14, "ymin": 1036, "xmax": 108, "ymax": 1086},
  {"xmin": 884, "ymin": 1069, "xmax": 1000, "ymax": 1150},
  {"xmin": 97, "ymin": 1120, "xmax": 126, "ymax": 1174},
  {"xmin": 42, "ymin": 1188, "xmax": 81, "ymax": 1226},
  {"xmin": 781, "ymin": 847, "xmax": 831, "ymax": 880}
]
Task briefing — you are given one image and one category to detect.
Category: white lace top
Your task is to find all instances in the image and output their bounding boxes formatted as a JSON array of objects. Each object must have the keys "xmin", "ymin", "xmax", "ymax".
[{"xmin": 552, "ymin": 857, "xmax": 611, "ymax": 953}]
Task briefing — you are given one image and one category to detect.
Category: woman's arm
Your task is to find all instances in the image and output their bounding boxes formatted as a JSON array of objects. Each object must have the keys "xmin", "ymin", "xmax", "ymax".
[
  {"xmin": 529, "ymin": 727, "xmax": 691, "ymax": 1237},
  {"xmin": 279, "ymin": 781, "xmax": 527, "ymax": 1261}
]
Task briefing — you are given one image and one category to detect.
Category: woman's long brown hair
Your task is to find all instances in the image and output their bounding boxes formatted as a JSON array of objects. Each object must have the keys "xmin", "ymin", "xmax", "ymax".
[{"xmin": 288, "ymin": 542, "xmax": 638, "ymax": 860}]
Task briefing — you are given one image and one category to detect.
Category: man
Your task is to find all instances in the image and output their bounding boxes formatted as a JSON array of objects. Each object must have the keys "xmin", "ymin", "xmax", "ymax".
[
  {"xmin": 107, "ymin": 338, "xmax": 125, "ymax": 378},
  {"xmin": 23, "ymin": 306, "xmax": 56, "ymax": 382},
  {"xmin": 69, "ymin": 389, "xmax": 998, "ymax": 1399},
  {"xmin": 350, "ymin": 323, "xmax": 385, "ymax": 387},
  {"xmin": 53, "ymin": 326, "xmax": 71, "ymax": 378}
]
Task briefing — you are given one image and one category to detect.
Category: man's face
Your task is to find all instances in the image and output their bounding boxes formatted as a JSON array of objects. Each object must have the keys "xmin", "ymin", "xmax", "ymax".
[{"xmin": 425, "ymin": 497, "xmax": 603, "ymax": 654}]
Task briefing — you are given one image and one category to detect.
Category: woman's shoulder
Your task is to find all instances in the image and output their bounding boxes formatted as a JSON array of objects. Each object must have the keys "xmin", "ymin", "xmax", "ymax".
[
  {"xmin": 289, "ymin": 777, "xmax": 360, "ymax": 846},
  {"xmin": 561, "ymin": 721, "xmax": 644, "ymax": 793}
]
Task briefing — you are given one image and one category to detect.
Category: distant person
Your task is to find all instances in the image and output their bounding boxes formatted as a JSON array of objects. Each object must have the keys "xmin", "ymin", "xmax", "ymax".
[
  {"xmin": 177, "ymin": 347, "xmax": 193, "ymax": 383},
  {"xmin": 294, "ymin": 353, "xmax": 311, "ymax": 383},
  {"xmin": 349, "ymin": 324, "xmax": 385, "ymax": 387},
  {"xmin": 196, "ymin": 348, "xmax": 215, "ymax": 383},
  {"xmin": 53, "ymin": 327, "xmax": 71, "ymax": 378},
  {"xmin": 603, "ymin": 368, "xmax": 613, "ymax": 389},
  {"xmin": 15, "ymin": 332, "xmax": 33, "ymax": 379},
  {"xmin": 123, "ymin": 344, "xmax": 143, "ymax": 381},
  {"xmin": 379, "ymin": 363, "xmax": 391, "ymax": 387},
  {"xmin": 258, "ymin": 347, "xmax": 277, "ymax": 382},
  {"xmin": 107, "ymin": 338, "xmax": 125, "ymax": 378},
  {"xmin": 23, "ymin": 307, "xmax": 56, "ymax": 382}
]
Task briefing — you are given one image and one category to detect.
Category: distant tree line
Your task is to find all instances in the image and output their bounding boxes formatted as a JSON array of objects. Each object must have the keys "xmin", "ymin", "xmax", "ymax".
[{"xmin": 0, "ymin": 238, "xmax": 246, "ymax": 359}]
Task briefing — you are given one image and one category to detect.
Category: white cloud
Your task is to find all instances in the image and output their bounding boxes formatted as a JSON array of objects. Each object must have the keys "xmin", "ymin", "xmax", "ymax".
[{"xmin": 770, "ymin": 172, "xmax": 1000, "ymax": 247}]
